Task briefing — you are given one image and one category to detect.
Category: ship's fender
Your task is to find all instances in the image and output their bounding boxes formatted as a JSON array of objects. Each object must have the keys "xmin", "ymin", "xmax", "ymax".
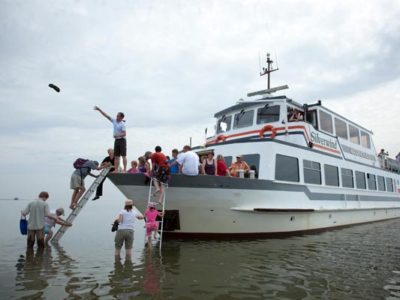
[{"xmin": 259, "ymin": 125, "xmax": 277, "ymax": 138}]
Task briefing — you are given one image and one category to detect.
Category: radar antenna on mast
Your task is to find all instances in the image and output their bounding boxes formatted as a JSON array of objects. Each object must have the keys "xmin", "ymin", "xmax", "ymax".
[
  {"xmin": 247, "ymin": 52, "xmax": 288, "ymax": 97},
  {"xmin": 260, "ymin": 53, "xmax": 278, "ymax": 89}
]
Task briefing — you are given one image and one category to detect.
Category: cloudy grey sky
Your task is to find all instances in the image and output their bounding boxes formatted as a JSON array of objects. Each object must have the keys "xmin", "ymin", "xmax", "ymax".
[{"xmin": 1, "ymin": 0, "xmax": 400, "ymax": 200}]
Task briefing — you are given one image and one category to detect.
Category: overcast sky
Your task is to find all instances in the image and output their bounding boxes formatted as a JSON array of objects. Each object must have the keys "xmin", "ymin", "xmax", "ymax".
[{"xmin": 1, "ymin": 0, "xmax": 400, "ymax": 200}]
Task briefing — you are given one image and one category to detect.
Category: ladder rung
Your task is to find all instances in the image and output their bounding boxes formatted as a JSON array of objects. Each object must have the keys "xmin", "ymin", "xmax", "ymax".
[{"xmin": 51, "ymin": 167, "xmax": 111, "ymax": 243}]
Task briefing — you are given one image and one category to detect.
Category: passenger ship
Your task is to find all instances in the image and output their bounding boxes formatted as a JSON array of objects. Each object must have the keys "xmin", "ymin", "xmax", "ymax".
[{"xmin": 109, "ymin": 55, "xmax": 400, "ymax": 237}]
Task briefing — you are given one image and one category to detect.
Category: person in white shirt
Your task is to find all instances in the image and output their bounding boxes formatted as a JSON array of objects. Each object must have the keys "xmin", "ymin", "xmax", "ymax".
[
  {"xmin": 114, "ymin": 199, "xmax": 144, "ymax": 260},
  {"xmin": 94, "ymin": 106, "xmax": 127, "ymax": 172},
  {"xmin": 176, "ymin": 145, "xmax": 200, "ymax": 176}
]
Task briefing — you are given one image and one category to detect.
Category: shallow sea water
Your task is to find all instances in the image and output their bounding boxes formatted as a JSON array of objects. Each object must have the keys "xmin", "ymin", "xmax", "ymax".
[{"xmin": 2, "ymin": 198, "xmax": 400, "ymax": 299}]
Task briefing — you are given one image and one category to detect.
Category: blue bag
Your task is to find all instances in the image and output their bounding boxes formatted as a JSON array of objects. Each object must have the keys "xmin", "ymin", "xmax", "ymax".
[{"xmin": 20, "ymin": 218, "xmax": 28, "ymax": 235}]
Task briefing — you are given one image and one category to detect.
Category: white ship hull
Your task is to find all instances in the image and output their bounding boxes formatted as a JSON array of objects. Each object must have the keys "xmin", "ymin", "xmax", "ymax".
[{"xmin": 109, "ymin": 173, "xmax": 400, "ymax": 236}]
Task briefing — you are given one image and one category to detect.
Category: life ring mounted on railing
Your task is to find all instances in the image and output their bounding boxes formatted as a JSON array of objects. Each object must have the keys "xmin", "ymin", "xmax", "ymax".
[
  {"xmin": 216, "ymin": 135, "xmax": 227, "ymax": 143},
  {"xmin": 259, "ymin": 125, "xmax": 277, "ymax": 139}
]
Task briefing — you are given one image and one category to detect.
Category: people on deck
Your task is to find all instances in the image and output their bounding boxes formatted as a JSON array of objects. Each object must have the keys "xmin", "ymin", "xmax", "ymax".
[
  {"xmin": 93, "ymin": 148, "xmax": 115, "ymax": 201},
  {"xmin": 94, "ymin": 106, "xmax": 127, "ymax": 172},
  {"xmin": 229, "ymin": 155, "xmax": 250, "ymax": 177},
  {"xmin": 44, "ymin": 208, "xmax": 72, "ymax": 245},
  {"xmin": 114, "ymin": 199, "xmax": 144, "ymax": 260},
  {"xmin": 138, "ymin": 156, "xmax": 150, "ymax": 175},
  {"xmin": 145, "ymin": 202, "xmax": 163, "ymax": 247},
  {"xmin": 21, "ymin": 191, "xmax": 58, "ymax": 250},
  {"xmin": 151, "ymin": 146, "xmax": 170, "ymax": 204},
  {"xmin": 169, "ymin": 149, "xmax": 180, "ymax": 174},
  {"xmin": 216, "ymin": 154, "xmax": 228, "ymax": 176},
  {"xmin": 127, "ymin": 160, "xmax": 139, "ymax": 174},
  {"xmin": 144, "ymin": 151, "xmax": 153, "ymax": 169},
  {"xmin": 289, "ymin": 109, "xmax": 304, "ymax": 122},
  {"xmin": 378, "ymin": 149, "xmax": 389, "ymax": 158},
  {"xmin": 202, "ymin": 152, "xmax": 217, "ymax": 175},
  {"xmin": 176, "ymin": 145, "xmax": 200, "ymax": 176},
  {"xmin": 378, "ymin": 149, "xmax": 389, "ymax": 168},
  {"xmin": 70, "ymin": 160, "xmax": 101, "ymax": 209}
]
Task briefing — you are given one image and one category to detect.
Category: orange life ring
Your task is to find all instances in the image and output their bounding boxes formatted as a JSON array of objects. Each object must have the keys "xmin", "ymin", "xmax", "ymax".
[
  {"xmin": 259, "ymin": 125, "xmax": 277, "ymax": 138},
  {"xmin": 216, "ymin": 135, "xmax": 227, "ymax": 143}
]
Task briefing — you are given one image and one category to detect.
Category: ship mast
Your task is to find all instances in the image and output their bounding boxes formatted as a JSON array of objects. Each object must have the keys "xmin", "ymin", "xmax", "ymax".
[
  {"xmin": 260, "ymin": 53, "xmax": 278, "ymax": 89},
  {"xmin": 247, "ymin": 52, "xmax": 288, "ymax": 97}
]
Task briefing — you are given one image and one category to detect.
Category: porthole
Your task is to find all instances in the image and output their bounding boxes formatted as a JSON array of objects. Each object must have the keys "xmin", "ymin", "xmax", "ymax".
[{"xmin": 290, "ymin": 216, "xmax": 295, "ymax": 221}]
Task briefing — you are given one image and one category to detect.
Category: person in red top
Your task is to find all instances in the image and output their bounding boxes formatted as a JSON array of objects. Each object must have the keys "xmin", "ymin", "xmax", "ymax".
[
  {"xmin": 216, "ymin": 154, "xmax": 228, "ymax": 176},
  {"xmin": 151, "ymin": 146, "xmax": 170, "ymax": 204}
]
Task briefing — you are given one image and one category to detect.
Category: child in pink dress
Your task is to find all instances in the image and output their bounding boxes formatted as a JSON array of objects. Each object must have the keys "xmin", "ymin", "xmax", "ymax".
[{"xmin": 145, "ymin": 202, "xmax": 163, "ymax": 245}]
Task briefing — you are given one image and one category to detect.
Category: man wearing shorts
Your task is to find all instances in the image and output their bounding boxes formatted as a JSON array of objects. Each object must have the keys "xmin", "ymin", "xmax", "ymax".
[
  {"xmin": 94, "ymin": 106, "xmax": 127, "ymax": 172},
  {"xmin": 151, "ymin": 146, "xmax": 170, "ymax": 204},
  {"xmin": 70, "ymin": 160, "xmax": 100, "ymax": 209},
  {"xmin": 21, "ymin": 191, "xmax": 58, "ymax": 250}
]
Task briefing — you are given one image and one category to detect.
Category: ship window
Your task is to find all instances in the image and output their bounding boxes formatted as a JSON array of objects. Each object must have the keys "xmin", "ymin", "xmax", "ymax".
[
  {"xmin": 303, "ymin": 160, "xmax": 321, "ymax": 184},
  {"xmin": 306, "ymin": 110, "xmax": 318, "ymax": 129},
  {"xmin": 386, "ymin": 178, "xmax": 394, "ymax": 192},
  {"xmin": 377, "ymin": 176, "xmax": 386, "ymax": 191},
  {"xmin": 257, "ymin": 105, "xmax": 280, "ymax": 124},
  {"xmin": 217, "ymin": 115, "xmax": 232, "ymax": 133},
  {"xmin": 233, "ymin": 110, "xmax": 254, "ymax": 129},
  {"xmin": 275, "ymin": 154, "xmax": 299, "ymax": 182},
  {"xmin": 324, "ymin": 164, "xmax": 339, "ymax": 186},
  {"xmin": 355, "ymin": 171, "xmax": 366, "ymax": 189},
  {"xmin": 335, "ymin": 118, "xmax": 348, "ymax": 139},
  {"xmin": 360, "ymin": 131, "xmax": 371, "ymax": 149},
  {"xmin": 319, "ymin": 110, "xmax": 333, "ymax": 134},
  {"xmin": 349, "ymin": 125, "xmax": 360, "ymax": 145},
  {"xmin": 287, "ymin": 107, "xmax": 304, "ymax": 122},
  {"xmin": 367, "ymin": 173, "xmax": 376, "ymax": 190},
  {"xmin": 224, "ymin": 156, "xmax": 233, "ymax": 168},
  {"xmin": 341, "ymin": 168, "xmax": 354, "ymax": 188}
]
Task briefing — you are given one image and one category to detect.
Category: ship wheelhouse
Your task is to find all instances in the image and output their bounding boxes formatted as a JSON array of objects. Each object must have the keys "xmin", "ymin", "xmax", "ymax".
[{"xmin": 214, "ymin": 97, "xmax": 286, "ymax": 137}]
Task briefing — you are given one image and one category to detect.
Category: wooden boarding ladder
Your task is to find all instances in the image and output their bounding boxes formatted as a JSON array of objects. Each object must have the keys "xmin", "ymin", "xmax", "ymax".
[
  {"xmin": 146, "ymin": 177, "xmax": 167, "ymax": 253},
  {"xmin": 51, "ymin": 167, "xmax": 111, "ymax": 243}
]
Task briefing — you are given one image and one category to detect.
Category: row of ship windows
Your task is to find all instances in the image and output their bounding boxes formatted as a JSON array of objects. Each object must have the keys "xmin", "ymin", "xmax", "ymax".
[
  {"xmin": 319, "ymin": 110, "xmax": 371, "ymax": 148},
  {"xmin": 217, "ymin": 105, "xmax": 280, "ymax": 133},
  {"xmin": 276, "ymin": 154, "xmax": 396, "ymax": 192},
  {"xmin": 217, "ymin": 105, "xmax": 371, "ymax": 151}
]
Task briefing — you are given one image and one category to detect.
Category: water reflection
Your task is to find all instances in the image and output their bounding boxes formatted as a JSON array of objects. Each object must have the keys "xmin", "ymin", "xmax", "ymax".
[
  {"xmin": 10, "ymin": 219, "xmax": 400, "ymax": 299},
  {"xmin": 143, "ymin": 248, "xmax": 162, "ymax": 296},
  {"xmin": 108, "ymin": 259, "xmax": 141, "ymax": 298},
  {"xmin": 15, "ymin": 248, "xmax": 50, "ymax": 298}
]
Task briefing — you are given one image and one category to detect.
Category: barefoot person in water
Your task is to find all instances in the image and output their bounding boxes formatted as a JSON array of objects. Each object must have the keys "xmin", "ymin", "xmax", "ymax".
[{"xmin": 113, "ymin": 199, "xmax": 144, "ymax": 260}]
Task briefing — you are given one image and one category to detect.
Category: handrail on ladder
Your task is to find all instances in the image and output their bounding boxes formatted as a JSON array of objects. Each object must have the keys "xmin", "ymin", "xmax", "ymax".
[
  {"xmin": 51, "ymin": 167, "xmax": 111, "ymax": 243},
  {"xmin": 146, "ymin": 177, "xmax": 168, "ymax": 254}
]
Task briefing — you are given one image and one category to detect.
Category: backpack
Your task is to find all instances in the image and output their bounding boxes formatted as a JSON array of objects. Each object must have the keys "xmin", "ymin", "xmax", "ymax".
[{"xmin": 73, "ymin": 158, "xmax": 89, "ymax": 169}]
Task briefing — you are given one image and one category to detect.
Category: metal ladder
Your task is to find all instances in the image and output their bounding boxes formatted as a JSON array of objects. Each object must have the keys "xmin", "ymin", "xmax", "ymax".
[
  {"xmin": 51, "ymin": 167, "xmax": 111, "ymax": 243},
  {"xmin": 146, "ymin": 177, "xmax": 167, "ymax": 253}
]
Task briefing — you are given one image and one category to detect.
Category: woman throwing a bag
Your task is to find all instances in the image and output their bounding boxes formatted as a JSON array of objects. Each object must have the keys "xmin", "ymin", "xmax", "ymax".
[{"xmin": 114, "ymin": 199, "xmax": 144, "ymax": 260}]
